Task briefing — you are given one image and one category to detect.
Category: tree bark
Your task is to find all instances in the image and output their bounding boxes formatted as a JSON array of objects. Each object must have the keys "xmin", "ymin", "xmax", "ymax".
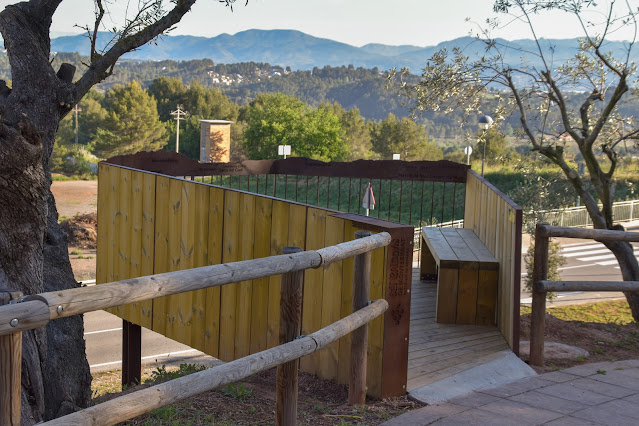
[{"xmin": 0, "ymin": 3, "xmax": 91, "ymax": 423}]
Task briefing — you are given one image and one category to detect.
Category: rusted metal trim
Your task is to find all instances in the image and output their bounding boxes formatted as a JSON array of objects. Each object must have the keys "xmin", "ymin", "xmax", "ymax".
[{"xmin": 104, "ymin": 151, "xmax": 470, "ymax": 182}]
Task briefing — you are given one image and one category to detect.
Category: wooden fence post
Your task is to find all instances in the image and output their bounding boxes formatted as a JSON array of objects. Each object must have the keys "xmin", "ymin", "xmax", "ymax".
[
  {"xmin": 349, "ymin": 230, "xmax": 372, "ymax": 405},
  {"xmin": 530, "ymin": 223, "xmax": 549, "ymax": 366},
  {"xmin": 0, "ymin": 290, "xmax": 23, "ymax": 426},
  {"xmin": 276, "ymin": 247, "xmax": 303, "ymax": 426},
  {"xmin": 122, "ymin": 320, "xmax": 142, "ymax": 388}
]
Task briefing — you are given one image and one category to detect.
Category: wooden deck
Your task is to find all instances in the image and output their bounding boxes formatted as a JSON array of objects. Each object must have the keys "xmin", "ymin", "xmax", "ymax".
[{"xmin": 407, "ymin": 268, "xmax": 511, "ymax": 392}]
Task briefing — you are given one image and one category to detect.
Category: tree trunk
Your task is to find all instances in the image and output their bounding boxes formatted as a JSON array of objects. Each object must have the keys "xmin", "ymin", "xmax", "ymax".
[
  {"xmin": 0, "ymin": 4, "xmax": 92, "ymax": 419},
  {"xmin": 605, "ymin": 237, "xmax": 639, "ymax": 319}
]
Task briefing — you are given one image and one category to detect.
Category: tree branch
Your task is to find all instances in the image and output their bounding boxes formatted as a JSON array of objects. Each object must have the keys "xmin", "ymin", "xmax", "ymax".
[{"xmin": 75, "ymin": 0, "xmax": 198, "ymax": 98}]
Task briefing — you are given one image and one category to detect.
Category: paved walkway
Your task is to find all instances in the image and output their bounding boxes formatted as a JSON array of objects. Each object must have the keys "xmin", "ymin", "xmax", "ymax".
[{"xmin": 383, "ymin": 360, "xmax": 639, "ymax": 425}]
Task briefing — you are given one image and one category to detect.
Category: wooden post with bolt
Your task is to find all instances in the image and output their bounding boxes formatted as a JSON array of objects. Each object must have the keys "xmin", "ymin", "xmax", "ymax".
[
  {"xmin": 276, "ymin": 247, "xmax": 304, "ymax": 426},
  {"xmin": 530, "ymin": 223, "xmax": 550, "ymax": 366},
  {"xmin": 349, "ymin": 230, "xmax": 372, "ymax": 405},
  {"xmin": 0, "ymin": 290, "xmax": 23, "ymax": 426}
]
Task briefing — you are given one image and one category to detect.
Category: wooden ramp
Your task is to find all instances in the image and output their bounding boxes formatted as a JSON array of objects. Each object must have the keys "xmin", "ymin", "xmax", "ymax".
[{"xmin": 407, "ymin": 268, "xmax": 511, "ymax": 392}]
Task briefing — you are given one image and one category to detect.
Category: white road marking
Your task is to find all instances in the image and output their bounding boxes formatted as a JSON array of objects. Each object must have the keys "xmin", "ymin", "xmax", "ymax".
[
  {"xmin": 578, "ymin": 250, "xmax": 639, "ymax": 262},
  {"xmin": 89, "ymin": 349, "xmax": 199, "ymax": 369},
  {"xmin": 561, "ymin": 243, "xmax": 605, "ymax": 253},
  {"xmin": 85, "ymin": 327, "xmax": 122, "ymax": 336},
  {"xmin": 558, "ymin": 263, "xmax": 599, "ymax": 271},
  {"xmin": 563, "ymin": 248, "xmax": 611, "ymax": 258}
]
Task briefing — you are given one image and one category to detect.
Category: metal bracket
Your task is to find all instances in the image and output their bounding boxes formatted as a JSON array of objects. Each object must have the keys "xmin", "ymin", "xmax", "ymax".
[{"xmin": 9, "ymin": 294, "xmax": 49, "ymax": 306}]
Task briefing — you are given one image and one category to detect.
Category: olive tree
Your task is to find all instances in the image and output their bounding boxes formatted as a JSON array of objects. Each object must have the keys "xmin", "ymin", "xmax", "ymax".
[
  {"xmin": 396, "ymin": 0, "xmax": 639, "ymax": 317},
  {"xmin": 0, "ymin": 0, "xmax": 240, "ymax": 423}
]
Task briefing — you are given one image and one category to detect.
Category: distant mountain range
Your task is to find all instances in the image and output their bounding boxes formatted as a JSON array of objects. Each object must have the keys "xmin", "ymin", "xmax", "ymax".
[{"xmin": 50, "ymin": 29, "xmax": 638, "ymax": 71}]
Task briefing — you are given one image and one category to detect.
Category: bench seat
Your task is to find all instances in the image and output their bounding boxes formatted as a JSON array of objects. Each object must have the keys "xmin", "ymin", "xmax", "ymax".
[{"xmin": 420, "ymin": 227, "xmax": 499, "ymax": 325}]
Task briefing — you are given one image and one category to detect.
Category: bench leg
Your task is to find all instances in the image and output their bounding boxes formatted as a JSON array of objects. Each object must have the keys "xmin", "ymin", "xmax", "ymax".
[
  {"xmin": 456, "ymin": 268, "xmax": 479, "ymax": 324},
  {"xmin": 475, "ymin": 270, "xmax": 498, "ymax": 325},
  {"xmin": 436, "ymin": 269, "xmax": 458, "ymax": 324},
  {"xmin": 420, "ymin": 246, "xmax": 438, "ymax": 281}
]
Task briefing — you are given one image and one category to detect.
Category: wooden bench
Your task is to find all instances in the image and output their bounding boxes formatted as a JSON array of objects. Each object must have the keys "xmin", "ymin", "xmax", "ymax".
[{"xmin": 420, "ymin": 227, "xmax": 499, "ymax": 325}]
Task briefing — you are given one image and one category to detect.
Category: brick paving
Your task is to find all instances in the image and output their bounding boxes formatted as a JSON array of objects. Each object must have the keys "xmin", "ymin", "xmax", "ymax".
[{"xmin": 383, "ymin": 360, "xmax": 639, "ymax": 425}]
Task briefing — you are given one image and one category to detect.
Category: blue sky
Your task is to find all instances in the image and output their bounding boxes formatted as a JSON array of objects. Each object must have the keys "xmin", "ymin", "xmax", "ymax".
[{"xmin": 3, "ymin": 0, "xmax": 636, "ymax": 46}]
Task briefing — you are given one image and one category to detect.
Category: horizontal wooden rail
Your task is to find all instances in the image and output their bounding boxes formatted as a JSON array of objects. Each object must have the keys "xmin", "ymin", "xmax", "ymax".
[
  {"xmin": 0, "ymin": 233, "xmax": 391, "ymax": 337},
  {"xmin": 43, "ymin": 299, "xmax": 389, "ymax": 426},
  {"xmin": 538, "ymin": 280, "xmax": 639, "ymax": 293},
  {"xmin": 530, "ymin": 222, "xmax": 639, "ymax": 366},
  {"xmin": 537, "ymin": 224, "xmax": 639, "ymax": 241}
]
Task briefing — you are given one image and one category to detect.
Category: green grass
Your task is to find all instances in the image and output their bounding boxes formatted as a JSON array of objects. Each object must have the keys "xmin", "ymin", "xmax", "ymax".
[
  {"xmin": 521, "ymin": 300, "xmax": 635, "ymax": 325},
  {"xmin": 52, "ymin": 173, "xmax": 97, "ymax": 181}
]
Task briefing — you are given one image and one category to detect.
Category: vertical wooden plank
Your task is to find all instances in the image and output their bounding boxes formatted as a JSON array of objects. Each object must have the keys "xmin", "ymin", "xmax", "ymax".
[
  {"xmin": 436, "ymin": 269, "xmax": 458, "ymax": 324},
  {"xmin": 380, "ymin": 227, "xmax": 412, "ymax": 398},
  {"xmin": 267, "ymin": 200, "xmax": 290, "ymax": 348},
  {"xmin": 504, "ymin": 204, "xmax": 516, "ymax": 346},
  {"xmin": 250, "ymin": 196, "xmax": 273, "ymax": 354},
  {"xmin": 118, "ymin": 168, "xmax": 132, "ymax": 283},
  {"xmin": 472, "ymin": 176, "xmax": 481, "ymax": 234},
  {"xmin": 138, "ymin": 172, "xmax": 156, "ymax": 329},
  {"xmin": 96, "ymin": 163, "xmax": 110, "ymax": 285},
  {"xmin": 122, "ymin": 170, "xmax": 153, "ymax": 328},
  {"xmin": 318, "ymin": 216, "xmax": 345, "ymax": 380},
  {"xmin": 107, "ymin": 165, "xmax": 121, "ymax": 284},
  {"xmin": 288, "ymin": 204, "xmax": 307, "ymax": 248},
  {"xmin": 366, "ymin": 243, "xmax": 386, "ymax": 398},
  {"xmin": 337, "ymin": 222, "xmax": 357, "ymax": 384},
  {"xmin": 219, "ymin": 190, "xmax": 240, "ymax": 361},
  {"xmin": 300, "ymin": 208, "xmax": 326, "ymax": 375},
  {"xmin": 235, "ymin": 193, "xmax": 256, "ymax": 359},
  {"xmin": 476, "ymin": 269, "xmax": 498, "ymax": 325},
  {"xmin": 479, "ymin": 182, "xmax": 489, "ymax": 243},
  {"xmin": 463, "ymin": 171, "xmax": 476, "ymax": 231},
  {"xmin": 190, "ymin": 183, "xmax": 211, "ymax": 350},
  {"xmin": 204, "ymin": 187, "xmax": 225, "ymax": 357},
  {"xmin": 152, "ymin": 176, "xmax": 171, "ymax": 336},
  {"xmin": 162, "ymin": 179, "xmax": 186, "ymax": 343},
  {"xmin": 456, "ymin": 267, "xmax": 478, "ymax": 324}
]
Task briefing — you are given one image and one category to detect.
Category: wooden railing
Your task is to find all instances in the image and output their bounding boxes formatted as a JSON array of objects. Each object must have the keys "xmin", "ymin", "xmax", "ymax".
[
  {"xmin": 529, "ymin": 223, "xmax": 639, "ymax": 366},
  {"xmin": 0, "ymin": 233, "xmax": 390, "ymax": 425}
]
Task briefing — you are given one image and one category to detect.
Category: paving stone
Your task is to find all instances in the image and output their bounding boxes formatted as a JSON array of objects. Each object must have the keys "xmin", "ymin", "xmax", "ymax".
[
  {"xmin": 622, "ymin": 393, "xmax": 639, "ymax": 404},
  {"xmin": 508, "ymin": 390, "xmax": 588, "ymax": 414},
  {"xmin": 561, "ymin": 362, "xmax": 617, "ymax": 377},
  {"xmin": 535, "ymin": 382, "xmax": 615, "ymax": 404},
  {"xmin": 539, "ymin": 371, "xmax": 581, "ymax": 383},
  {"xmin": 611, "ymin": 359, "xmax": 639, "ymax": 369},
  {"xmin": 544, "ymin": 415, "xmax": 601, "ymax": 425},
  {"xmin": 589, "ymin": 370, "xmax": 639, "ymax": 391},
  {"xmin": 448, "ymin": 391, "xmax": 501, "ymax": 408},
  {"xmin": 595, "ymin": 399, "xmax": 639, "ymax": 419},
  {"xmin": 569, "ymin": 377, "xmax": 637, "ymax": 398},
  {"xmin": 478, "ymin": 376, "xmax": 553, "ymax": 398},
  {"xmin": 477, "ymin": 398, "xmax": 563, "ymax": 423},
  {"xmin": 571, "ymin": 402, "xmax": 639, "ymax": 425},
  {"xmin": 431, "ymin": 408, "xmax": 533, "ymax": 425},
  {"xmin": 381, "ymin": 403, "xmax": 469, "ymax": 426}
]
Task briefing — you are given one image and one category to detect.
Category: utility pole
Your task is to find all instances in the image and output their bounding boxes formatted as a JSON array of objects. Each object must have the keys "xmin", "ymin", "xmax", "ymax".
[
  {"xmin": 73, "ymin": 104, "xmax": 82, "ymax": 144},
  {"xmin": 170, "ymin": 104, "xmax": 189, "ymax": 153}
]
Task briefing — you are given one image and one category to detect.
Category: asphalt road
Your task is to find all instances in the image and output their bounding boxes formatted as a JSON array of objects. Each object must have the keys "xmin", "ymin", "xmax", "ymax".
[{"xmin": 85, "ymin": 310, "xmax": 219, "ymax": 373}]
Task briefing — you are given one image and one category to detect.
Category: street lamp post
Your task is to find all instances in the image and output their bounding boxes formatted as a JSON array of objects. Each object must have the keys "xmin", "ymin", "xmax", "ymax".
[{"xmin": 478, "ymin": 115, "xmax": 493, "ymax": 177}]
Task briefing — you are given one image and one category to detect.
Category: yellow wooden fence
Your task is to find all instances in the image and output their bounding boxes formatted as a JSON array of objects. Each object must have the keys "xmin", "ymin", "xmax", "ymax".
[
  {"xmin": 463, "ymin": 170, "xmax": 522, "ymax": 352},
  {"xmin": 97, "ymin": 163, "xmax": 412, "ymax": 398}
]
